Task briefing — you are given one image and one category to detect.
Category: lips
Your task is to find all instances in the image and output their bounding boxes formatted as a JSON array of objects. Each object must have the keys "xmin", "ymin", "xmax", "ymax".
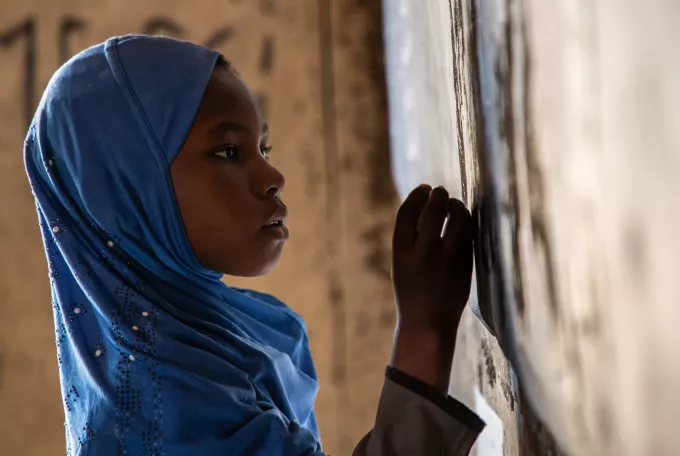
[
  {"xmin": 261, "ymin": 208, "xmax": 290, "ymax": 240},
  {"xmin": 263, "ymin": 220, "xmax": 285, "ymax": 228},
  {"xmin": 262, "ymin": 204, "xmax": 288, "ymax": 229}
]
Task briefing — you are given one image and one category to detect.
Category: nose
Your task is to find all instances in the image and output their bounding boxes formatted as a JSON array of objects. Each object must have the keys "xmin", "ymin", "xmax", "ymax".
[{"xmin": 258, "ymin": 160, "xmax": 286, "ymax": 199}]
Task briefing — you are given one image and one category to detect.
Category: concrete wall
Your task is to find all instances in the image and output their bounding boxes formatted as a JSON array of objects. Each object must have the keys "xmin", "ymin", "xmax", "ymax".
[
  {"xmin": 0, "ymin": 2, "xmax": 397, "ymax": 455},
  {"xmin": 383, "ymin": 0, "xmax": 680, "ymax": 455},
  {"xmin": 515, "ymin": 2, "xmax": 680, "ymax": 454}
]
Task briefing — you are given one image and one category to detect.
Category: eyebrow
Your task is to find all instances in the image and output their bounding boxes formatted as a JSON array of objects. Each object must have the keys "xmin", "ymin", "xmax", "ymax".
[{"xmin": 207, "ymin": 121, "xmax": 269, "ymax": 138}]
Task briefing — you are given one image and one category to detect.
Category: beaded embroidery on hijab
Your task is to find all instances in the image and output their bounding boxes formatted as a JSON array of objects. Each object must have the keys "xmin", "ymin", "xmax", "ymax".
[{"xmin": 24, "ymin": 35, "xmax": 322, "ymax": 455}]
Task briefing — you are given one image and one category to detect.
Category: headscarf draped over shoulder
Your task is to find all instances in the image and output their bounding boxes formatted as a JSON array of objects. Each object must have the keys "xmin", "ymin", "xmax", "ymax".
[{"xmin": 24, "ymin": 35, "xmax": 321, "ymax": 455}]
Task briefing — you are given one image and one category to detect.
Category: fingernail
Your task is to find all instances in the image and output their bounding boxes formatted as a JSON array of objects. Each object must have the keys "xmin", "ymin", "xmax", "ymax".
[{"xmin": 417, "ymin": 184, "xmax": 431, "ymax": 191}]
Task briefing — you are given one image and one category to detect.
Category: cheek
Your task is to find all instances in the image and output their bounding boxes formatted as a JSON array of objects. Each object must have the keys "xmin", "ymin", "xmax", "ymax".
[
  {"xmin": 195, "ymin": 167, "xmax": 269, "ymax": 251},
  {"xmin": 174, "ymin": 166, "xmax": 243, "ymax": 242},
  {"xmin": 173, "ymin": 162, "xmax": 275, "ymax": 274},
  {"xmin": 195, "ymin": 170, "xmax": 251, "ymax": 230}
]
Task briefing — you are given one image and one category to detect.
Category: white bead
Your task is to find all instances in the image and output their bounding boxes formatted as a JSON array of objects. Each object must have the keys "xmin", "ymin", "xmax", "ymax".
[
  {"xmin": 107, "ymin": 240, "xmax": 114, "ymax": 248},
  {"xmin": 95, "ymin": 350, "xmax": 102, "ymax": 357},
  {"xmin": 48, "ymin": 159, "xmax": 54, "ymax": 166},
  {"xmin": 142, "ymin": 312, "xmax": 149, "ymax": 317},
  {"xmin": 73, "ymin": 307, "xmax": 81, "ymax": 314},
  {"xmin": 132, "ymin": 325, "xmax": 139, "ymax": 331},
  {"xmin": 52, "ymin": 226, "xmax": 60, "ymax": 233},
  {"xmin": 129, "ymin": 355, "xmax": 135, "ymax": 361}
]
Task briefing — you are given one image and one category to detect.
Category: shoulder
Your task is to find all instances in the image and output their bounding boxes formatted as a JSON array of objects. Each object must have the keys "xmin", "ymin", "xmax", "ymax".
[
  {"xmin": 231, "ymin": 288, "xmax": 307, "ymax": 328},
  {"xmin": 231, "ymin": 287, "xmax": 284, "ymax": 306}
]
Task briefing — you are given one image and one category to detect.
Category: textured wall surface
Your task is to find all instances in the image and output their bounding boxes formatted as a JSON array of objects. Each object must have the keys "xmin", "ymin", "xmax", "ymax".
[
  {"xmin": 384, "ymin": 0, "xmax": 680, "ymax": 455},
  {"xmin": 0, "ymin": 1, "xmax": 397, "ymax": 455},
  {"xmin": 383, "ymin": 1, "xmax": 524, "ymax": 455},
  {"xmin": 510, "ymin": 2, "xmax": 680, "ymax": 454}
]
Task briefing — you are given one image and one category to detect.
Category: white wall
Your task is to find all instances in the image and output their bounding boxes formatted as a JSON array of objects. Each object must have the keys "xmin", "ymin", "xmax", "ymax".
[{"xmin": 383, "ymin": 0, "xmax": 521, "ymax": 454}]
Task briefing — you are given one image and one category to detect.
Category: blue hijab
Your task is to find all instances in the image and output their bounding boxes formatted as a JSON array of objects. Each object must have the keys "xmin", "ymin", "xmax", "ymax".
[{"xmin": 24, "ymin": 35, "xmax": 323, "ymax": 455}]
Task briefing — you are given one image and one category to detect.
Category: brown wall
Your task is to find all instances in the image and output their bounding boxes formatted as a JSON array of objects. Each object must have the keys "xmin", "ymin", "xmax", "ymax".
[{"xmin": 0, "ymin": 1, "xmax": 398, "ymax": 455}]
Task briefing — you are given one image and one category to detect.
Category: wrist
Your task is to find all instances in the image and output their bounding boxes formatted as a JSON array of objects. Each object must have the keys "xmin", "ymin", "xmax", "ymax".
[{"xmin": 390, "ymin": 323, "xmax": 459, "ymax": 395}]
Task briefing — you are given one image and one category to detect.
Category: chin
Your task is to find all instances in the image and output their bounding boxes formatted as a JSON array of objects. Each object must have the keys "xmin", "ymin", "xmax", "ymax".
[
  {"xmin": 236, "ymin": 249, "xmax": 284, "ymax": 277},
  {"xmin": 210, "ymin": 241, "xmax": 285, "ymax": 277},
  {"xmin": 246, "ymin": 260, "xmax": 280, "ymax": 277}
]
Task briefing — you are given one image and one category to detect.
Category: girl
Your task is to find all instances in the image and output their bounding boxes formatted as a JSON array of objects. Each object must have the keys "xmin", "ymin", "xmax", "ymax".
[{"xmin": 24, "ymin": 35, "xmax": 484, "ymax": 455}]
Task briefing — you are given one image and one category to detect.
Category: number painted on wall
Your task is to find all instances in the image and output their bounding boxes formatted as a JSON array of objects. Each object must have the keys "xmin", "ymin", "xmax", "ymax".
[{"xmin": 0, "ymin": 16, "xmax": 275, "ymax": 132}]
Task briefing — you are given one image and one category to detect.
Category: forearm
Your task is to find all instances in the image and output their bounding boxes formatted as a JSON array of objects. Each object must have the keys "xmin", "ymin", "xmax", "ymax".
[{"xmin": 389, "ymin": 318, "xmax": 460, "ymax": 395}]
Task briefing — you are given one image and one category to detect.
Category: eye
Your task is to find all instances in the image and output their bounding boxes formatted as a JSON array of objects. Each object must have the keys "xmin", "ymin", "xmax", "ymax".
[
  {"xmin": 214, "ymin": 145, "xmax": 239, "ymax": 161},
  {"xmin": 260, "ymin": 145, "xmax": 273, "ymax": 160}
]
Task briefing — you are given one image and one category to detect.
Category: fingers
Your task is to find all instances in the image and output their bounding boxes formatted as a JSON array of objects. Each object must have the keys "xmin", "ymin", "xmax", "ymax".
[
  {"xmin": 416, "ymin": 186, "xmax": 449, "ymax": 250},
  {"xmin": 393, "ymin": 184, "xmax": 432, "ymax": 250},
  {"xmin": 394, "ymin": 185, "xmax": 470, "ymax": 258},
  {"xmin": 452, "ymin": 226, "xmax": 474, "ymax": 297},
  {"xmin": 442, "ymin": 198, "xmax": 472, "ymax": 255},
  {"xmin": 444, "ymin": 199, "xmax": 474, "ymax": 289}
]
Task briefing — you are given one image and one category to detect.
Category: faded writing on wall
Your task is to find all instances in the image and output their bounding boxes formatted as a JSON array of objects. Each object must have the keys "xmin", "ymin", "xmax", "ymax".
[{"xmin": 0, "ymin": 15, "xmax": 275, "ymax": 132}]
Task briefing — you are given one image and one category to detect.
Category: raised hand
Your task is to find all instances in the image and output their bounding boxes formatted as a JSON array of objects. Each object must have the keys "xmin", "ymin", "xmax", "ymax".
[{"xmin": 390, "ymin": 184, "xmax": 474, "ymax": 394}]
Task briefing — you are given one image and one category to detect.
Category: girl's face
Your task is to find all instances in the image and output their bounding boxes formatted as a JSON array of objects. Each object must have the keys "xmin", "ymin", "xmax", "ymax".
[{"xmin": 171, "ymin": 66, "xmax": 288, "ymax": 277}]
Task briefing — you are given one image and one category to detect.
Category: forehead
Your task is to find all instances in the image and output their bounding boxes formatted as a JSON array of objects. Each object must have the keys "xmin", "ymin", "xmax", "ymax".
[{"xmin": 195, "ymin": 68, "xmax": 263, "ymax": 129}]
